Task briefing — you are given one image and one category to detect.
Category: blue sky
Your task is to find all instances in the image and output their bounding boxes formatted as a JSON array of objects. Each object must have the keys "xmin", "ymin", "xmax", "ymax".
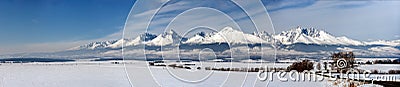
[
  {"xmin": 0, "ymin": 0, "xmax": 134, "ymax": 44},
  {"xmin": 0, "ymin": 0, "xmax": 399, "ymax": 54}
]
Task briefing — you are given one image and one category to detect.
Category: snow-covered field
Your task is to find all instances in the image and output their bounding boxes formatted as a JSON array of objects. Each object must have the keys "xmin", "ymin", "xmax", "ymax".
[
  {"xmin": 357, "ymin": 64, "xmax": 400, "ymax": 73},
  {"xmin": 0, "ymin": 61, "xmax": 391, "ymax": 87},
  {"xmin": 0, "ymin": 63, "xmax": 131, "ymax": 87},
  {"xmin": 0, "ymin": 61, "xmax": 323, "ymax": 87}
]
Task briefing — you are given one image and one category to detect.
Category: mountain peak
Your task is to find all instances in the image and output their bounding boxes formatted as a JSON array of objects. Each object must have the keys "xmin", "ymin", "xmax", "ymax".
[
  {"xmin": 196, "ymin": 32, "xmax": 207, "ymax": 37},
  {"xmin": 145, "ymin": 29, "xmax": 185, "ymax": 46},
  {"xmin": 284, "ymin": 26, "xmax": 322, "ymax": 38},
  {"xmin": 296, "ymin": 26, "xmax": 302, "ymax": 30},
  {"xmin": 138, "ymin": 33, "xmax": 157, "ymax": 41},
  {"xmin": 165, "ymin": 29, "xmax": 178, "ymax": 35},
  {"xmin": 220, "ymin": 26, "xmax": 236, "ymax": 32}
]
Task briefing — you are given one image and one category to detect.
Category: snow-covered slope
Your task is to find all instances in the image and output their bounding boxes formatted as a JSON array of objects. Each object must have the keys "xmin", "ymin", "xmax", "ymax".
[
  {"xmin": 273, "ymin": 26, "xmax": 365, "ymax": 45},
  {"xmin": 252, "ymin": 31, "xmax": 274, "ymax": 42},
  {"xmin": 107, "ymin": 33, "xmax": 158, "ymax": 48},
  {"xmin": 183, "ymin": 32, "xmax": 209, "ymax": 44},
  {"xmin": 369, "ymin": 46, "xmax": 400, "ymax": 53},
  {"xmin": 72, "ymin": 40, "xmax": 119, "ymax": 50},
  {"xmin": 127, "ymin": 33, "xmax": 157, "ymax": 46},
  {"xmin": 365, "ymin": 40, "xmax": 400, "ymax": 46},
  {"xmin": 183, "ymin": 26, "xmax": 267, "ymax": 44},
  {"xmin": 144, "ymin": 30, "xmax": 185, "ymax": 46},
  {"xmin": 72, "ymin": 33, "xmax": 157, "ymax": 50}
]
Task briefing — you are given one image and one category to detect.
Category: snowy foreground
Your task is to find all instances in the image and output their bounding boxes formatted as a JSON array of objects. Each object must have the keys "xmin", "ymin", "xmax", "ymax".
[{"xmin": 0, "ymin": 61, "xmax": 387, "ymax": 87}]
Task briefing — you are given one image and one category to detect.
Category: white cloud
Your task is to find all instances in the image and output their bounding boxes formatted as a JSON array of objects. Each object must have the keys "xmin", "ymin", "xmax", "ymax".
[
  {"xmin": 268, "ymin": 1, "xmax": 400, "ymax": 41},
  {"xmin": 121, "ymin": 0, "xmax": 276, "ymax": 38},
  {"xmin": 395, "ymin": 35, "xmax": 400, "ymax": 38},
  {"xmin": 0, "ymin": 41, "xmax": 82, "ymax": 55}
]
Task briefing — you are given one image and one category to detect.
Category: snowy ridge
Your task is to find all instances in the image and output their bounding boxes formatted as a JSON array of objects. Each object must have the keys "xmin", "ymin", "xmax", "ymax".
[
  {"xmin": 183, "ymin": 26, "xmax": 267, "ymax": 44},
  {"xmin": 273, "ymin": 26, "xmax": 365, "ymax": 45},
  {"xmin": 183, "ymin": 32, "xmax": 210, "ymax": 44},
  {"xmin": 144, "ymin": 30, "xmax": 185, "ymax": 46},
  {"xmin": 71, "ymin": 33, "xmax": 157, "ymax": 50},
  {"xmin": 365, "ymin": 40, "xmax": 400, "ymax": 46},
  {"xmin": 71, "ymin": 40, "xmax": 119, "ymax": 50},
  {"xmin": 252, "ymin": 31, "xmax": 274, "ymax": 42},
  {"xmin": 108, "ymin": 33, "xmax": 158, "ymax": 48}
]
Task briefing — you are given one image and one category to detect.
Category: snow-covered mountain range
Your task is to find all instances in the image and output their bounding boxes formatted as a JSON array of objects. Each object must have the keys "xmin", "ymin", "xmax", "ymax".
[
  {"xmin": 73, "ymin": 26, "xmax": 398, "ymax": 50},
  {"xmin": 2, "ymin": 26, "xmax": 399, "ymax": 60}
]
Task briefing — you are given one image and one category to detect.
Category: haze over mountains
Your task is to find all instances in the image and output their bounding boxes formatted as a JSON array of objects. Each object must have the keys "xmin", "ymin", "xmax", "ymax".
[{"xmin": 2, "ymin": 26, "xmax": 400, "ymax": 60}]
